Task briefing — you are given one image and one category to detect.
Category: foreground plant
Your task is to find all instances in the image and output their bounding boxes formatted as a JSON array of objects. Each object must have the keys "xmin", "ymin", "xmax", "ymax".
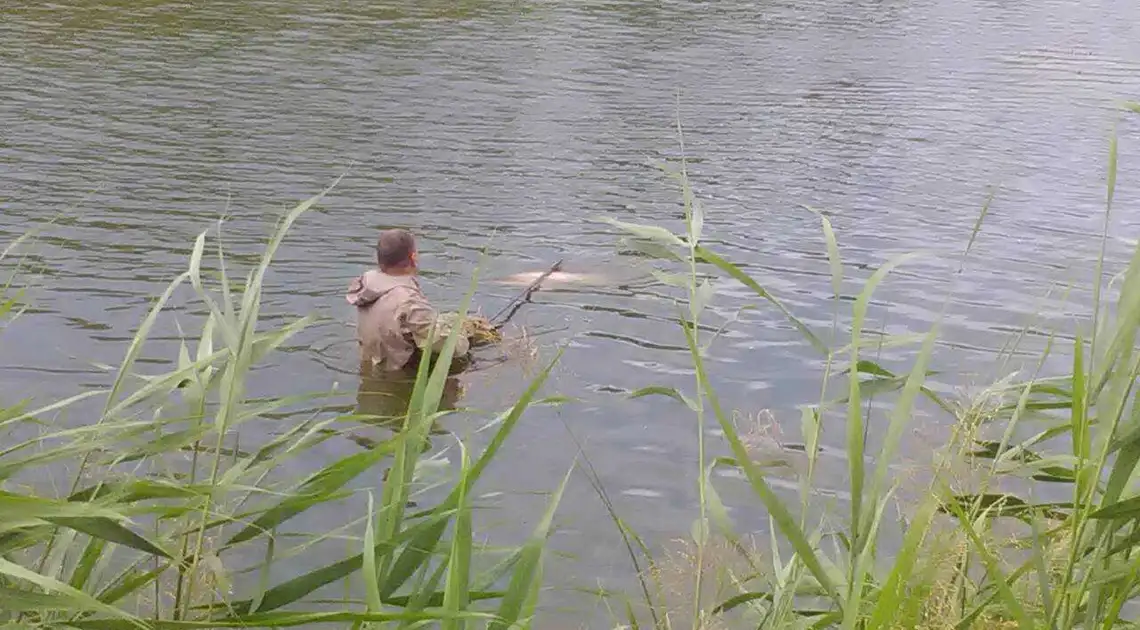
[
  {"xmin": 604, "ymin": 121, "xmax": 1140, "ymax": 629},
  {"xmin": 0, "ymin": 186, "xmax": 566, "ymax": 629}
]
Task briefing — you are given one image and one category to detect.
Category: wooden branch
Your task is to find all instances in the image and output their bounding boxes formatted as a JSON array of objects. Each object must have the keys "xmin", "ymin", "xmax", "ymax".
[{"xmin": 490, "ymin": 259, "xmax": 563, "ymax": 330}]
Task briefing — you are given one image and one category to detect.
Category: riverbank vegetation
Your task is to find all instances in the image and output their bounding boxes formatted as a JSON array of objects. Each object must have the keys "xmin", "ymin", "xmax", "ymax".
[
  {"xmin": 4, "ymin": 119, "xmax": 1140, "ymax": 628},
  {"xmin": 0, "ymin": 188, "xmax": 568, "ymax": 629},
  {"xmin": 600, "ymin": 122, "xmax": 1140, "ymax": 628}
]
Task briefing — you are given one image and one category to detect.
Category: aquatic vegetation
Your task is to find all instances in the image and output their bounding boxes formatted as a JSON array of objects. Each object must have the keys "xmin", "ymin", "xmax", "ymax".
[
  {"xmin": 7, "ymin": 105, "xmax": 1140, "ymax": 628},
  {"xmin": 438, "ymin": 312, "xmax": 504, "ymax": 348},
  {"xmin": 0, "ymin": 186, "xmax": 567, "ymax": 628},
  {"xmin": 600, "ymin": 123, "xmax": 1140, "ymax": 628}
]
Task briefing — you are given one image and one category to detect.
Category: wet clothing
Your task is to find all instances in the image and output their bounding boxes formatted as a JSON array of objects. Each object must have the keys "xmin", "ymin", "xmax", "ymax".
[
  {"xmin": 355, "ymin": 359, "xmax": 463, "ymax": 424},
  {"xmin": 345, "ymin": 269, "xmax": 469, "ymax": 371}
]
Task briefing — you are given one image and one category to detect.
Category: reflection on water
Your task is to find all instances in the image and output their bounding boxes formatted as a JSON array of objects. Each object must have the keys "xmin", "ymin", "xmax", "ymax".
[
  {"xmin": 3, "ymin": 0, "xmax": 1140, "ymax": 623},
  {"xmin": 353, "ymin": 358, "xmax": 466, "ymax": 428}
]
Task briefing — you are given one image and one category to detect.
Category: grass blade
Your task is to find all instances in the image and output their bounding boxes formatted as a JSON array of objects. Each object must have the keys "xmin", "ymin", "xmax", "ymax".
[
  {"xmin": 681, "ymin": 320, "xmax": 839, "ymax": 604},
  {"xmin": 489, "ymin": 464, "xmax": 573, "ymax": 630},
  {"xmin": 941, "ymin": 495, "xmax": 1033, "ymax": 628},
  {"xmin": 0, "ymin": 557, "xmax": 142, "ymax": 626},
  {"xmin": 0, "ymin": 584, "xmax": 90, "ymax": 612},
  {"xmin": 694, "ymin": 245, "xmax": 827, "ymax": 355},
  {"xmin": 224, "ymin": 438, "xmax": 401, "ymax": 547},
  {"xmin": 363, "ymin": 492, "xmax": 383, "ymax": 613},
  {"xmin": 378, "ymin": 350, "xmax": 563, "ymax": 600},
  {"xmin": 48, "ymin": 517, "xmax": 171, "ymax": 560},
  {"xmin": 844, "ymin": 253, "xmax": 922, "ymax": 570},
  {"xmin": 442, "ymin": 442, "xmax": 473, "ymax": 630},
  {"xmin": 228, "ymin": 512, "xmax": 451, "ymax": 614}
]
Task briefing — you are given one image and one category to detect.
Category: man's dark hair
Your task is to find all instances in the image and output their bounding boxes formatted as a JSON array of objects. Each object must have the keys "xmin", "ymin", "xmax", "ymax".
[{"xmin": 376, "ymin": 229, "xmax": 417, "ymax": 268}]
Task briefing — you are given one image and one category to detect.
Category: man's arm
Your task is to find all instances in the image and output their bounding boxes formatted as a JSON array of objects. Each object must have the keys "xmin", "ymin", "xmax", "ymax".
[{"xmin": 402, "ymin": 291, "xmax": 471, "ymax": 357}]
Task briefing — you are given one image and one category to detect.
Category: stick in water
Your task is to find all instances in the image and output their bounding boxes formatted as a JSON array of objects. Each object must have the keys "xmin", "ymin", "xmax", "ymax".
[{"xmin": 490, "ymin": 259, "xmax": 564, "ymax": 329}]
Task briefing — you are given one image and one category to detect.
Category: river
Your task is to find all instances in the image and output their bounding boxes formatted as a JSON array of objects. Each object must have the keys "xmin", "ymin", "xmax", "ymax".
[{"xmin": 3, "ymin": 0, "xmax": 1140, "ymax": 623}]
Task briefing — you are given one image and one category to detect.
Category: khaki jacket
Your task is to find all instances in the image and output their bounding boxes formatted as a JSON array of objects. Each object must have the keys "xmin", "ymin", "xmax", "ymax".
[{"xmin": 345, "ymin": 269, "xmax": 469, "ymax": 371}]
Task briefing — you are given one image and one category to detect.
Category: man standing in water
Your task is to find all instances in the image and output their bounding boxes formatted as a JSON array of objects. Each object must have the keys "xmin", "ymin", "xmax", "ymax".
[{"xmin": 346, "ymin": 228, "xmax": 469, "ymax": 373}]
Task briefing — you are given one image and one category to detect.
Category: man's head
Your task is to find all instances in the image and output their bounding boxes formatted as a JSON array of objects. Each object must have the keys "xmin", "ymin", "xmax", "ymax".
[{"xmin": 376, "ymin": 229, "xmax": 418, "ymax": 274}]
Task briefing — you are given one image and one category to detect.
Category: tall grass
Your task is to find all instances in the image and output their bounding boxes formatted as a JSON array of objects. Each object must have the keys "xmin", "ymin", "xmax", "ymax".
[
  {"xmin": 0, "ymin": 187, "xmax": 566, "ymax": 629},
  {"xmin": 7, "ymin": 108, "xmax": 1140, "ymax": 629},
  {"xmin": 604, "ymin": 114, "xmax": 1140, "ymax": 628}
]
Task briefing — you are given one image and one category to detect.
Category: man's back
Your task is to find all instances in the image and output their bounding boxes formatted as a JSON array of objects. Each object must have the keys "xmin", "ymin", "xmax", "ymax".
[{"xmin": 346, "ymin": 268, "xmax": 469, "ymax": 371}]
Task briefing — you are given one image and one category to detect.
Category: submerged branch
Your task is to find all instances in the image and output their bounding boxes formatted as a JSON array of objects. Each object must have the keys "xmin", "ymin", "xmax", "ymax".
[{"xmin": 489, "ymin": 259, "xmax": 563, "ymax": 330}]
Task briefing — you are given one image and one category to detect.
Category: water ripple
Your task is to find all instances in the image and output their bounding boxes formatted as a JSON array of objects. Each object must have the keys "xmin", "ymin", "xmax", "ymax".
[{"xmin": 4, "ymin": 0, "xmax": 1140, "ymax": 614}]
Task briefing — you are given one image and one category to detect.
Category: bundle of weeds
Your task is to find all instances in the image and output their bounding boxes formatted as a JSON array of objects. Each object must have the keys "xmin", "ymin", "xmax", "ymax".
[
  {"xmin": 438, "ymin": 312, "xmax": 504, "ymax": 347},
  {"xmin": 0, "ymin": 185, "xmax": 570, "ymax": 629},
  {"xmin": 599, "ymin": 113, "xmax": 1140, "ymax": 629}
]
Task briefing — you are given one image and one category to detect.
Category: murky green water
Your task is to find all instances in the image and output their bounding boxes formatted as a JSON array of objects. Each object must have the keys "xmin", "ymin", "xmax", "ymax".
[{"xmin": 3, "ymin": 0, "xmax": 1140, "ymax": 622}]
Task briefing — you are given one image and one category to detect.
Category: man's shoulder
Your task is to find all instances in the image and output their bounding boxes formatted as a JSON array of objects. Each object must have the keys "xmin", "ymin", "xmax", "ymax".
[{"xmin": 391, "ymin": 279, "xmax": 433, "ymax": 307}]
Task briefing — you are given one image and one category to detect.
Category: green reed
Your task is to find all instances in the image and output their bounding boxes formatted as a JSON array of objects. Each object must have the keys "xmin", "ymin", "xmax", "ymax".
[
  {"xmin": 603, "ymin": 108, "xmax": 1140, "ymax": 628},
  {"xmin": 8, "ymin": 104, "xmax": 1140, "ymax": 630},
  {"xmin": 0, "ymin": 187, "xmax": 565, "ymax": 629}
]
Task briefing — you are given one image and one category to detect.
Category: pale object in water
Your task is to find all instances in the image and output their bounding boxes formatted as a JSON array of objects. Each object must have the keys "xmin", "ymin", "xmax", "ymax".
[{"xmin": 496, "ymin": 270, "xmax": 605, "ymax": 286}]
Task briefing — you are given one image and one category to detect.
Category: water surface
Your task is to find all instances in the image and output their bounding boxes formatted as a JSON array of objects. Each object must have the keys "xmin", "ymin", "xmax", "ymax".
[{"xmin": 3, "ymin": 0, "xmax": 1140, "ymax": 621}]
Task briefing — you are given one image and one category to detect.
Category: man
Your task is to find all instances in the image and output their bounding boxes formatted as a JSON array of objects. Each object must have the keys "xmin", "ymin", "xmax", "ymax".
[{"xmin": 346, "ymin": 229, "xmax": 469, "ymax": 372}]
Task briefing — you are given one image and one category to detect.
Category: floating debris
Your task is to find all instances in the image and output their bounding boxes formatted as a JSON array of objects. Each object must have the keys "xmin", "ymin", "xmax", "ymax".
[
  {"xmin": 438, "ymin": 312, "xmax": 504, "ymax": 347},
  {"xmin": 621, "ymin": 488, "xmax": 664, "ymax": 499}
]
